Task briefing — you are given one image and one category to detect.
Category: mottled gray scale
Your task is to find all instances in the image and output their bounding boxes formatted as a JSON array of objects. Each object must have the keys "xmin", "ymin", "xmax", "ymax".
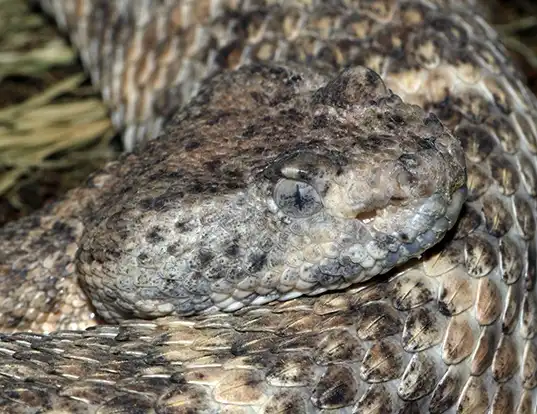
[
  {"xmin": 518, "ymin": 153, "xmax": 537, "ymax": 197},
  {"xmin": 313, "ymin": 329, "xmax": 364, "ymax": 365},
  {"xmin": 360, "ymin": 339, "xmax": 404, "ymax": 383},
  {"xmin": 464, "ymin": 233, "xmax": 498, "ymax": 277},
  {"xmin": 465, "ymin": 162, "xmax": 493, "ymax": 201},
  {"xmin": 501, "ymin": 283, "xmax": 522, "ymax": 335},
  {"xmin": 452, "ymin": 205, "xmax": 482, "ymax": 239},
  {"xmin": 352, "ymin": 383, "xmax": 395, "ymax": 414},
  {"xmin": 265, "ymin": 354, "xmax": 316, "ymax": 387},
  {"xmin": 522, "ymin": 341, "xmax": 537, "ymax": 389},
  {"xmin": 428, "ymin": 366, "xmax": 463, "ymax": 414},
  {"xmin": 521, "ymin": 288, "xmax": 537, "ymax": 338},
  {"xmin": 483, "ymin": 74, "xmax": 515, "ymax": 113},
  {"xmin": 391, "ymin": 270, "xmax": 435, "ymax": 311},
  {"xmin": 262, "ymin": 390, "xmax": 308, "ymax": 414},
  {"xmin": 499, "ymin": 236, "xmax": 523, "ymax": 284},
  {"xmin": 273, "ymin": 332, "xmax": 320, "ymax": 354},
  {"xmin": 513, "ymin": 195, "xmax": 537, "ymax": 239},
  {"xmin": 486, "ymin": 115, "xmax": 519, "ymax": 154},
  {"xmin": 455, "ymin": 92, "xmax": 493, "ymax": 124},
  {"xmin": 311, "ymin": 365, "xmax": 357, "ymax": 409},
  {"xmin": 488, "ymin": 153, "xmax": 520, "ymax": 195},
  {"xmin": 525, "ymin": 240, "xmax": 537, "ymax": 292},
  {"xmin": 355, "ymin": 302, "xmax": 403, "ymax": 340},
  {"xmin": 481, "ymin": 195, "xmax": 514, "ymax": 237},
  {"xmin": 402, "ymin": 306, "xmax": 445, "ymax": 352},
  {"xmin": 397, "ymin": 353, "xmax": 438, "ymax": 401}
]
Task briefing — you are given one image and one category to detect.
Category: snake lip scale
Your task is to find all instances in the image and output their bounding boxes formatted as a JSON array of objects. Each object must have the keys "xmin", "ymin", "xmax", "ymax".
[{"xmin": 0, "ymin": 1, "xmax": 537, "ymax": 413}]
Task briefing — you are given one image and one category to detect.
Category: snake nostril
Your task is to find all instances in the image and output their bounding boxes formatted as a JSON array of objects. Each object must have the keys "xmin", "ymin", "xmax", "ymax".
[
  {"xmin": 355, "ymin": 210, "xmax": 378, "ymax": 223},
  {"xmin": 390, "ymin": 196, "xmax": 407, "ymax": 205},
  {"xmin": 398, "ymin": 232, "xmax": 410, "ymax": 242}
]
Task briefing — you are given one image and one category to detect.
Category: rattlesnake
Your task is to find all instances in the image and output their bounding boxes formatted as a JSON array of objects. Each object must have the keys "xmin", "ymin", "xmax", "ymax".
[{"xmin": 0, "ymin": 0, "xmax": 536, "ymax": 412}]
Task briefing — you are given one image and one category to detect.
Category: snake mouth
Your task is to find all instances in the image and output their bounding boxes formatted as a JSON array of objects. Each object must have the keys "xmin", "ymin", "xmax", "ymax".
[
  {"xmin": 345, "ymin": 185, "xmax": 466, "ymax": 271},
  {"xmin": 381, "ymin": 187, "xmax": 464, "ymax": 239},
  {"xmin": 354, "ymin": 195, "xmax": 408, "ymax": 225},
  {"xmin": 208, "ymin": 186, "xmax": 467, "ymax": 313}
]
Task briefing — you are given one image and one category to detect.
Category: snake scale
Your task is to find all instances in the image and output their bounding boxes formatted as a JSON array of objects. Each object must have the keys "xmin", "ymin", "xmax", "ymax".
[{"xmin": 1, "ymin": 0, "xmax": 537, "ymax": 412}]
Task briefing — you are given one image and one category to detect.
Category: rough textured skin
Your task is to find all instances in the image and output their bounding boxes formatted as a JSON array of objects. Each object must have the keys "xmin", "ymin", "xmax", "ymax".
[
  {"xmin": 75, "ymin": 64, "xmax": 465, "ymax": 323},
  {"xmin": 0, "ymin": 0, "xmax": 537, "ymax": 413}
]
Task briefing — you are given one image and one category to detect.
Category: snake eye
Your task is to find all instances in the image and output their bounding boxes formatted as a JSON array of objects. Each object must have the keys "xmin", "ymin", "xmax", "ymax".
[{"xmin": 273, "ymin": 178, "xmax": 323, "ymax": 218}]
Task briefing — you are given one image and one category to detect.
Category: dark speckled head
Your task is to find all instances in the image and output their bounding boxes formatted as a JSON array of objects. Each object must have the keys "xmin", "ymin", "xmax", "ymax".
[{"xmin": 76, "ymin": 64, "xmax": 466, "ymax": 322}]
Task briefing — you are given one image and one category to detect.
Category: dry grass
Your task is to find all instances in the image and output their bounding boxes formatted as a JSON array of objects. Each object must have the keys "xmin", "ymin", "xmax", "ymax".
[{"xmin": 0, "ymin": 0, "xmax": 115, "ymax": 224}]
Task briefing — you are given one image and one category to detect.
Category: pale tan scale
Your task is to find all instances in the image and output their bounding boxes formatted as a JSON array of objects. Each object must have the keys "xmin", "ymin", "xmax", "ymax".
[
  {"xmin": 492, "ymin": 333, "xmax": 519, "ymax": 382},
  {"xmin": 501, "ymin": 284, "xmax": 520, "ymax": 334},
  {"xmin": 474, "ymin": 277, "xmax": 502, "ymax": 325},
  {"xmin": 437, "ymin": 265, "xmax": 476, "ymax": 315},
  {"xmin": 490, "ymin": 384, "xmax": 515, "ymax": 413},
  {"xmin": 213, "ymin": 370, "xmax": 268, "ymax": 405},
  {"xmin": 458, "ymin": 375, "xmax": 489, "ymax": 413},
  {"xmin": 471, "ymin": 326, "xmax": 495, "ymax": 376},
  {"xmin": 422, "ymin": 244, "xmax": 463, "ymax": 277},
  {"xmin": 518, "ymin": 390, "xmax": 535, "ymax": 414},
  {"xmin": 442, "ymin": 313, "xmax": 476, "ymax": 365},
  {"xmin": 360, "ymin": 339, "xmax": 404, "ymax": 382},
  {"xmin": 523, "ymin": 340, "xmax": 537, "ymax": 389}
]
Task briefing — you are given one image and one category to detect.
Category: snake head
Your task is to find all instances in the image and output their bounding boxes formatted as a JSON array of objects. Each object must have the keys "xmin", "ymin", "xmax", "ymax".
[
  {"xmin": 77, "ymin": 64, "xmax": 467, "ymax": 321},
  {"xmin": 253, "ymin": 66, "xmax": 467, "ymax": 287}
]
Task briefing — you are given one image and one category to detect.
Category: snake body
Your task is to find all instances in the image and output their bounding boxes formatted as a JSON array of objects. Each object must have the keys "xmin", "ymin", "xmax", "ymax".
[{"xmin": 1, "ymin": 0, "xmax": 537, "ymax": 412}]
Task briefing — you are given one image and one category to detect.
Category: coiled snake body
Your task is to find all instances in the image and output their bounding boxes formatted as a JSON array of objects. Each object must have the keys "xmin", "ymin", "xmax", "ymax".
[{"xmin": 1, "ymin": 0, "xmax": 537, "ymax": 412}]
